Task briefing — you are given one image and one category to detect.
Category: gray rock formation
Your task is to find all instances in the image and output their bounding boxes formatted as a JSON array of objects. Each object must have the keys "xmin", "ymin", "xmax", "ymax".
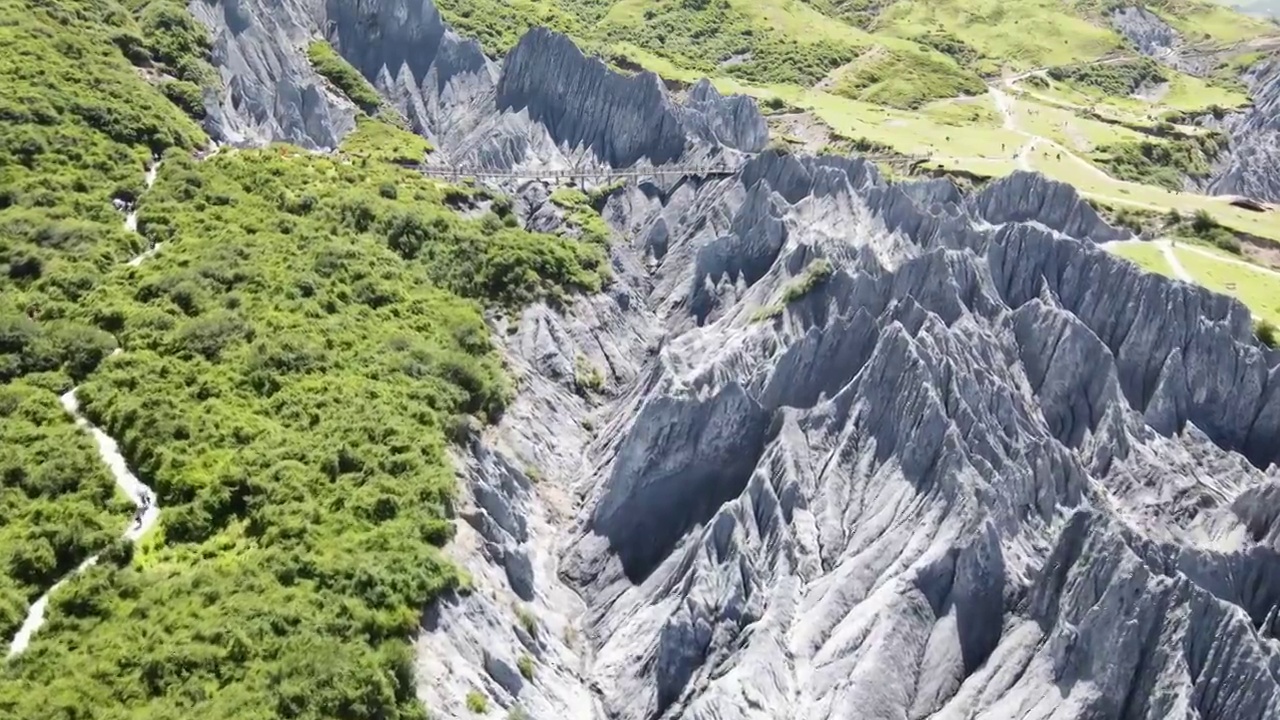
[
  {"xmin": 192, "ymin": 2, "xmax": 1280, "ymax": 719},
  {"xmin": 1110, "ymin": 6, "xmax": 1179, "ymax": 58},
  {"xmin": 1108, "ymin": 6, "xmax": 1214, "ymax": 76},
  {"xmin": 1208, "ymin": 57, "xmax": 1280, "ymax": 202},
  {"xmin": 426, "ymin": 144, "xmax": 1280, "ymax": 720},
  {"xmin": 191, "ymin": 0, "xmax": 356, "ymax": 148},
  {"xmin": 1107, "ymin": 7, "xmax": 1280, "ymax": 202},
  {"xmin": 192, "ymin": 0, "xmax": 767, "ymax": 169},
  {"xmin": 542, "ymin": 146, "xmax": 1280, "ymax": 720}
]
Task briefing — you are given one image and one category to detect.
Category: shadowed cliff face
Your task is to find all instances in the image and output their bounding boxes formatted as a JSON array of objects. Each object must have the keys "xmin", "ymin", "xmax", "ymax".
[{"xmin": 191, "ymin": 2, "xmax": 1280, "ymax": 719}]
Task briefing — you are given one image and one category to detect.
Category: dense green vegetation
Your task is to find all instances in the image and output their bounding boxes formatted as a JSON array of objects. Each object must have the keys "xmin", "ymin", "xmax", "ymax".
[
  {"xmin": 599, "ymin": 0, "xmax": 861, "ymax": 87},
  {"xmin": 0, "ymin": 0, "xmax": 606, "ymax": 712},
  {"xmin": 1, "ymin": 0, "xmax": 208, "ymax": 653},
  {"xmin": 126, "ymin": 0, "xmax": 215, "ymax": 85},
  {"xmin": 1047, "ymin": 58, "xmax": 1168, "ymax": 97},
  {"xmin": 432, "ymin": 0, "xmax": 594, "ymax": 54},
  {"xmin": 438, "ymin": 0, "xmax": 978, "ymax": 97},
  {"xmin": 832, "ymin": 45, "xmax": 986, "ymax": 108},
  {"xmin": 0, "ymin": 0, "xmax": 207, "ymax": 377},
  {"xmin": 1092, "ymin": 133, "xmax": 1226, "ymax": 190},
  {"xmin": 803, "ymin": 0, "xmax": 884, "ymax": 28},
  {"xmin": 0, "ymin": 119, "xmax": 607, "ymax": 718},
  {"xmin": 0, "ymin": 381, "xmax": 132, "ymax": 642},
  {"xmin": 912, "ymin": 30, "xmax": 984, "ymax": 67},
  {"xmin": 307, "ymin": 41, "xmax": 383, "ymax": 114}
]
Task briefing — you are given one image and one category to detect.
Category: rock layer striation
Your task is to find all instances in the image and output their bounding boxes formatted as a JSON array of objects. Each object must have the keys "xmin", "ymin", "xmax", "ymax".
[{"xmin": 191, "ymin": 1, "xmax": 1280, "ymax": 719}]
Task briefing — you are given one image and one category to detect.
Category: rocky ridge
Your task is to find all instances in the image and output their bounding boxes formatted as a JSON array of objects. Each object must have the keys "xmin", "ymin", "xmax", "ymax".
[
  {"xmin": 1208, "ymin": 57, "xmax": 1280, "ymax": 203},
  {"xmin": 197, "ymin": 0, "xmax": 765, "ymax": 167},
  {"xmin": 1108, "ymin": 5, "xmax": 1280, "ymax": 202},
  {"xmin": 189, "ymin": 1, "xmax": 1280, "ymax": 718}
]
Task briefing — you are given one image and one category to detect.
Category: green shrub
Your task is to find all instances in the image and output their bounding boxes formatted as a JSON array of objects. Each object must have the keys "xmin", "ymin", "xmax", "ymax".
[
  {"xmin": 750, "ymin": 258, "xmax": 835, "ymax": 322},
  {"xmin": 781, "ymin": 258, "xmax": 835, "ymax": 303},
  {"xmin": 1047, "ymin": 57, "xmax": 1166, "ymax": 97},
  {"xmin": 1111, "ymin": 207, "xmax": 1147, "ymax": 233},
  {"xmin": 1257, "ymin": 318, "xmax": 1278, "ymax": 348},
  {"xmin": 466, "ymin": 690, "xmax": 489, "ymax": 714},
  {"xmin": 1191, "ymin": 209, "xmax": 1218, "ymax": 235},
  {"xmin": 517, "ymin": 655, "xmax": 535, "ymax": 680},
  {"xmin": 159, "ymin": 79, "xmax": 205, "ymax": 119},
  {"xmin": 307, "ymin": 40, "xmax": 383, "ymax": 114},
  {"xmin": 549, "ymin": 187, "xmax": 590, "ymax": 209},
  {"xmin": 136, "ymin": 0, "xmax": 214, "ymax": 83},
  {"xmin": 1173, "ymin": 209, "xmax": 1242, "ymax": 254},
  {"xmin": 516, "ymin": 606, "xmax": 538, "ymax": 636},
  {"xmin": 574, "ymin": 355, "xmax": 605, "ymax": 395}
]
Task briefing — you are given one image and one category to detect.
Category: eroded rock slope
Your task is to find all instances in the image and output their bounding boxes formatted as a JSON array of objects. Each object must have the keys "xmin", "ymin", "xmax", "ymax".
[
  {"xmin": 191, "ymin": 1, "xmax": 1280, "ymax": 718},
  {"xmin": 1208, "ymin": 57, "xmax": 1280, "ymax": 203},
  {"xmin": 1108, "ymin": 6, "xmax": 1280, "ymax": 202}
]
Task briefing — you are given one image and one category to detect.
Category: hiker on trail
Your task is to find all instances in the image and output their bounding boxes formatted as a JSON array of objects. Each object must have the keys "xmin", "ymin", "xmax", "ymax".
[{"xmin": 1056, "ymin": 153, "xmax": 1061, "ymax": 161}]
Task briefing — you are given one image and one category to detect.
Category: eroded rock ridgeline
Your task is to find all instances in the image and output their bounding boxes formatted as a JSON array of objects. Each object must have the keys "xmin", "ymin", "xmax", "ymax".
[
  {"xmin": 549, "ymin": 147, "xmax": 1280, "ymax": 720},
  {"xmin": 1107, "ymin": 6, "xmax": 1218, "ymax": 77},
  {"xmin": 1109, "ymin": 6, "xmax": 1180, "ymax": 59},
  {"xmin": 1209, "ymin": 57, "xmax": 1280, "ymax": 203},
  {"xmin": 188, "ymin": 1, "xmax": 1280, "ymax": 719},
  {"xmin": 192, "ymin": 0, "xmax": 356, "ymax": 148},
  {"xmin": 196, "ymin": 0, "xmax": 766, "ymax": 169}
]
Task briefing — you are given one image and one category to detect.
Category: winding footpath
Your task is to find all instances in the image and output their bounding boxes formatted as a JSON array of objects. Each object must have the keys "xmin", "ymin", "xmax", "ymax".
[
  {"xmin": 1176, "ymin": 243, "xmax": 1280, "ymax": 280},
  {"xmin": 1155, "ymin": 239, "xmax": 1195, "ymax": 283},
  {"xmin": 1100, "ymin": 238, "xmax": 1195, "ymax": 283},
  {"xmin": 126, "ymin": 162, "xmax": 162, "ymax": 266},
  {"xmin": 6, "ymin": 161, "xmax": 164, "ymax": 660}
]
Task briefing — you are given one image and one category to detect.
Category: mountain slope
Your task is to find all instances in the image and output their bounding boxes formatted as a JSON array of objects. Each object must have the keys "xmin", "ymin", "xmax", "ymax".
[
  {"xmin": 0, "ymin": 1, "xmax": 606, "ymax": 715},
  {"xmin": 4, "ymin": 0, "xmax": 1280, "ymax": 719}
]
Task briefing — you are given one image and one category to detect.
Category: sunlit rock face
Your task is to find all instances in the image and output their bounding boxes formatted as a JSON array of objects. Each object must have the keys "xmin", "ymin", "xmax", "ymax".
[{"xmin": 197, "ymin": 2, "xmax": 1280, "ymax": 718}]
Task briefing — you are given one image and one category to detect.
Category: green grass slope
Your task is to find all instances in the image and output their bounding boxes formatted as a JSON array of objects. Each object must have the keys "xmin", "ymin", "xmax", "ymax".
[{"xmin": 0, "ymin": 0, "xmax": 605, "ymax": 717}]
